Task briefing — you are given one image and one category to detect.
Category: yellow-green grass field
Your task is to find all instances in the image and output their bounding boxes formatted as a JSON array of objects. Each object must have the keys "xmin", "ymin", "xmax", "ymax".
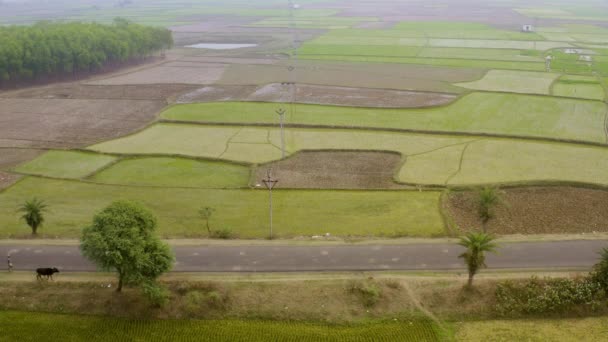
[
  {"xmin": 551, "ymin": 75, "xmax": 606, "ymax": 101},
  {"xmin": 456, "ymin": 317, "xmax": 608, "ymax": 341},
  {"xmin": 161, "ymin": 93, "xmax": 607, "ymax": 144},
  {"xmin": 0, "ymin": 177, "xmax": 444, "ymax": 238},
  {"xmin": 456, "ymin": 70, "xmax": 559, "ymax": 95},
  {"xmin": 13, "ymin": 151, "xmax": 116, "ymax": 179},
  {"xmin": 296, "ymin": 55, "xmax": 546, "ymax": 71},
  {"xmin": 86, "ymin": 124, "xmax": 608, "ymax": 186},
  {"xmin": 295, "ymin": 22, "xmax": 573, "ymax": 70},
  {"xmin": 90, "ymin": 157, "xmax": 251, "ymax": 188}
]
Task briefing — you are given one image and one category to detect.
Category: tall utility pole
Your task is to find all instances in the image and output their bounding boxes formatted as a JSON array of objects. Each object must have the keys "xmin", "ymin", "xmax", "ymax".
[
  {"xmin": 276, "ymin": 108, "xmax": 286, "ymax": 158},
  {"xmin": 262, "ymin": 169, "xmax": 278, "ymax": 239}
]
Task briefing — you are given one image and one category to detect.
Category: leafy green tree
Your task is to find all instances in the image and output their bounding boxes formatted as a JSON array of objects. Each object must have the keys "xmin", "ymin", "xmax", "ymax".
[
  {"xmin": 80, "ymin": 201, "xmax": 174, "ymax": 292},
  {"xmin": 199, "ymin": 207, "xmax": 215, "ymax": 235},
  {"xmin": 590, "ymin": 247, "xmax": 608, "ymax": 291},
  {"xmin": 478, "ymin": 187, "xmax": 502, "ymax": 232},
  {"xmin": 17, "ymin": 198, "xmax": 48, "ymax": 235},
  {"xmin": 458, "ymin": 232, "xmax": 498, "ymax": 287}
]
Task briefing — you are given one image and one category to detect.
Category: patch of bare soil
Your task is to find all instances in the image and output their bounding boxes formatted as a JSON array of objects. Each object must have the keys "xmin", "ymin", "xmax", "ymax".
[
  {"xmin": 0, "ymin": 98, "xmax": 164, "ymax": 148},
  {"xmin": 177, "ymin": 83, "xmax": 456, "ymax": 107},
  {"xmin": 445, "ymin": 187, "xmax": 608, "ymax": 235},
  {"xmin": 0, "ymin": 84, "xmax": 198, "ymax": 101},
  {"xmin": 219, "ymin": 61, "xmax": 483, "ymax": 94},
  {"xmin": 0, "ymin": 172, "xmax": 22, "ymax": 190},
  {"xmin": 176, "ymin": 85, "xmax": 259, "ymax": 103},
  {"xmin": 87, "ymin": 62, "xmax": 226, "ymax": 85},
  {"xmin": 0, "ymin": 148, "xmax": 45, "ymax": 169},
  {"xmin": 254, "ymin": 151, "xmax": 407, "ymax": 189},
  {"xmin": 248, "ymin": 83, "xmax": 457, "ymax": 108}
]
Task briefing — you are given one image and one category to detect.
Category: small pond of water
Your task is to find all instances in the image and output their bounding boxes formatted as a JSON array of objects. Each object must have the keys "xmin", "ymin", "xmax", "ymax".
[{"xmin": 185, "ymin": 43, "xmax": 258, "ymax": 50}]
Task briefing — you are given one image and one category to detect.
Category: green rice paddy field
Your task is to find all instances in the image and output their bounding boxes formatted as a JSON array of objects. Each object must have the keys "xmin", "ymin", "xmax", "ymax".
[
  {"xmin": 161, "ymin": 93, "xmax": 607, "ymax": 143},
  {"xmin": 0, "ymin": 311, "xmax": 444, "ymax": 342},
  {"xmin": 4, "ymin": 311, "xmax": 608, "ymax": 341}
]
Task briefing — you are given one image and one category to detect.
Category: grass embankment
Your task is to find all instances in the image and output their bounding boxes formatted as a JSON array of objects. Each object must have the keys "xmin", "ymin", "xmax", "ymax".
[
  {"xmin": 161, "ymin": 93, "xmax": 607, "ymax": 144},
  {"xmin": 0, "ymin": 177, "xmax": 443, "ymax": 239},
  {"xmin": 2, "ymin": 273, "xmax": 608, "ymax": 341}
]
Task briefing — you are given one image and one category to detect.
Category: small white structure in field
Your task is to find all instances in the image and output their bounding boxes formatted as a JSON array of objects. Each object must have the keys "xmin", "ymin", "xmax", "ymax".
[
  {"xmin": 522, "ymin": 24, "xmax": 534, "ymax": 33},
  {"xmin": 545, "ymin": 55, "xmax": 553, "ymax": 71},
  {"xmin": 580, "ymin": 55, "xmax": 593, "ymax": 62}
]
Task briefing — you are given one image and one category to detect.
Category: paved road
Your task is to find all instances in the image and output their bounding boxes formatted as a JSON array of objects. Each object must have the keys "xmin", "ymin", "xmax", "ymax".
[{"xmin": 1, "ymin": 240, "xmax": 607, "ymax": 272}]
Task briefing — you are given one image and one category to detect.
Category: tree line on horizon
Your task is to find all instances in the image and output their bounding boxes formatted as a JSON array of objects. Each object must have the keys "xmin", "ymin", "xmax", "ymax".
[{"xmin": 0, "ymin": 18, "xmax": 172, "ymax": 85}]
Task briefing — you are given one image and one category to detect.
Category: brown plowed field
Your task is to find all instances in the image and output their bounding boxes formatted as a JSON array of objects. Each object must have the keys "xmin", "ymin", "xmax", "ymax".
[
  {"xmin": 0, "ymin": 148, "xmax": 45, "ymax": 169},
  {"xmin": 0, "ymin": 98, "xmax": 164, "ymax": 147},
  {"xmin": 254, "ymin": 151, "xmax": 407, "ymax": 189},
  {"xmin": 445, "ymin": 187, "xmax": 608, "ymax": 235},
  {"xmin": 87, "ymin": 63, "xmax": 226, "ymax": 85},
  {"xmin": 177, "ymin": 83, "xmax": 456, "ymax": 107},
  {"xmin": 219, "ymin": 61, "xmax": 482, "ymax": 93},
  {"xmin": 0, "ymin": 172, "xmax": 21, "ymax": 191},
  {"xmin": 1, "ymin": 84, "xmax": 198, "ymax": 101}
]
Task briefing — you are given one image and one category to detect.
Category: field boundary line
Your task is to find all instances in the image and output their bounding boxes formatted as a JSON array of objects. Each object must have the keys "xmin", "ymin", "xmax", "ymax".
[{"xmin": 445, "ymin": 141, "xmax": 471, "ymax": 185}]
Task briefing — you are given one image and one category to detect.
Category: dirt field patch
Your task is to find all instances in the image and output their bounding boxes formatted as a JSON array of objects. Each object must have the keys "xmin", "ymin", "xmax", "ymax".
[
  {"xmin": 1, "ymin": 84, "xmax": 198, "ymax": 101},
  {"xmin": 219, "ymin": 61, "xmax": 484, "ymax": 93},
  {"xmin": 248, "ymin": 83, "xmax": 457, "ymax": 108},
  {"xmin": 0, "ymin": 98, "xmax": 164, "ymax": 148},
  {"xmin": 0, "ymin": 172, "xmax": 21, "ymax": 191},
  {"xmin": 445, "ymin": 187, "xmax": 608, "ymax": 235},
  {"xmin": 177, "ymin": 83, "xmax": 457, "ymax": 107},
  {"xmin": 176, "ymin": 85, "xmax": 259, "ymax": 103},
  {"xmin": 0, "ymin": 148, "xmax": 45, "ymax": 170},
  {"xmin": 87, "ymin": 63, "xmax": 226, "ymax": 85},
  {"xmin": 254, "ymin": 151, "xmax": 407, "ymax": 189}
]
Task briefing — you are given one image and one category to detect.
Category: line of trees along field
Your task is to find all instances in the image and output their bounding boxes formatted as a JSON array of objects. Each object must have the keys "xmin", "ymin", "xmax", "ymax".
[{"xmin": 0, "ymin": 18, "xmax": 172, "ymax": 86}]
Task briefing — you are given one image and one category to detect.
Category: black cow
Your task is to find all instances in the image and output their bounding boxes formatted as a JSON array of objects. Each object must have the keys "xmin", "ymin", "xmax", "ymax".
[{"xmin": 36, "ymin": 267, "xmax": 60, "ymax": 281}]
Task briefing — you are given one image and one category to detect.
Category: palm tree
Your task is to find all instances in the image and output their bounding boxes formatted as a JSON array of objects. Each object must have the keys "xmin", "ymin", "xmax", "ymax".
[
  {"xmin": 199, "ymin": 207, "xmax": 215, "ymax": 235},
  {"xmin": 18, "ymin": 198, "xmax": 48, "ymax": 235},
  {"xmin": 478, "ymin": 187, "xmax": 501, "ymax": 232},
  {"xmin": 458, "ymin": 232, "xmax": 498, "ymax": 287}
]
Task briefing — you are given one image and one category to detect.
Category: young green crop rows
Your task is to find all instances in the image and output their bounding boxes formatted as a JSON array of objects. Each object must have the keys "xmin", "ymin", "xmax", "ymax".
[{"xmin": 0, "ymin": 311, "xmax": 443, "ymax": 342}]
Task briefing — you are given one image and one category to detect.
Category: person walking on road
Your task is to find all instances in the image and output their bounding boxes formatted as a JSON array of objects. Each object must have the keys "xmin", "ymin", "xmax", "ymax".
[{"xmin": 7, "ymin": 254, "xmax": 13, "ymax": 272}]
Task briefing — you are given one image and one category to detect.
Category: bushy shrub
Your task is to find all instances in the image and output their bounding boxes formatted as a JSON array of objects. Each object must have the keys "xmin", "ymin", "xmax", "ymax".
[
  {"xmin": 590, "ymin": 248, "xmax": 608, "ymax": 291},
  {"xmin": 142, "ymin": 282, "xmax": 170, "ymax": 308},
  {"xmin": 347, "ymin": 279, "xmax": 382, "ymax": 307},
  {"xmin": 495, "ymin": 277, "xmax": 605, "ymax": 315},
  {"xmin": 184, "ymin": 290, "xmax": 227, "ymax": 313},
  {"xmin": 210, "ymin": 228, "xmax": 234, "ymax": 239}
]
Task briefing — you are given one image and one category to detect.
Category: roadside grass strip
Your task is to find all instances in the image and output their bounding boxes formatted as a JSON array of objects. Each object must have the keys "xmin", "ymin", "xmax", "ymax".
[
  {"xmin": 0, "ymin": 177, "xmax": 444, "ymax": 238},
  {"xmin": 456, "ymin": 317, "xmax": 608, "ymax": 341},
  {"xmin": 456, "ymin": 70, "xmax": 559, "ymax": 95},
  {"xmin": 13, "ymin": 151, "xmax": 116, "ymax": 179},
  {"xmin": 0, "ymin": 311, "xmax": 443, "ymax": 342},
  {"xmin": 90, "ymin": 157, "xmax": 251, "ymax": 188},
  {"xmin": 161, "ymin": 93, "xmax": 607, "ymax": 144}
]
